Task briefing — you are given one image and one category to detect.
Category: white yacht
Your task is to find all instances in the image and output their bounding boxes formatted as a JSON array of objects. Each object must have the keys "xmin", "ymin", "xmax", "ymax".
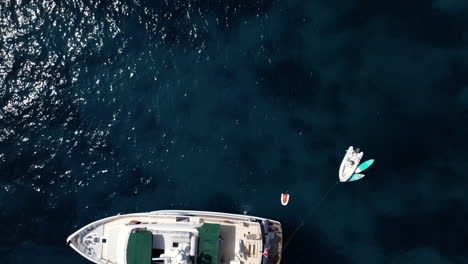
[
  {"xmin": 66, "ymin": 210, "xmax": 282, "ymax": 264},
  {"xmin": 339, "ymin": 146, "xmax": 363, "ymax": 182}
]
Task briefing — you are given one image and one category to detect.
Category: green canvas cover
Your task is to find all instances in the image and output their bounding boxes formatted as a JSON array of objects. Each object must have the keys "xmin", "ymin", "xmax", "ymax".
[
  {"xmin": 197, "ymin": 223, "xmax": 220, "ymax": 264},
  {"xmin": 126, "ymin": 230, "xmax": 152, "ymax": 264}
]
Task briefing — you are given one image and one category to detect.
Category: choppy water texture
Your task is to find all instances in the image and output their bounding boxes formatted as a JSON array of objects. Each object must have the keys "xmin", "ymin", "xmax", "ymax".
[{"xmin": 1, "ymin": 0, "xmax": 468, "ymax": 263}]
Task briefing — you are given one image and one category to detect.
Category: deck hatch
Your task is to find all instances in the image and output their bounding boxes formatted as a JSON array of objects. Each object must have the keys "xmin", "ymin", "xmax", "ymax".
[
  {"xmin": 197, "ymin": 223, "xmax": 220, "ymax": 264},
  {"xmin": 126, "ymin": 229, "xmax": 152, "ymax": 264}
]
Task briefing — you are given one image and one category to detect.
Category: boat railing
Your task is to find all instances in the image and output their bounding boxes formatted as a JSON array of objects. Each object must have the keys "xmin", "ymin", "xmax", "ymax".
[{"xmin": 100, "ymin": 257, "xmax": 116, "ymax": 264}]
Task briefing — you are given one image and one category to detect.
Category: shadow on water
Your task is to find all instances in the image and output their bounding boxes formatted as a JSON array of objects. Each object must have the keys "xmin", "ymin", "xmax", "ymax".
[
  {"xmin": 282, "ymin": 218, "xmax": 351, "ymax": 264},
  {"xmin": 376, "ymin": 201, "xmax": 468, "ymax": 261},
  {"xmin": 203, "ymin": 192, "xmax": 238, "ymax": 214},
  {"xmin": 0, "ymin": 189, "xmax": 77, "ymax": 248},
  {"xmin": 256, "ymin": 60, "xmax": 321, "ymax": 106}
]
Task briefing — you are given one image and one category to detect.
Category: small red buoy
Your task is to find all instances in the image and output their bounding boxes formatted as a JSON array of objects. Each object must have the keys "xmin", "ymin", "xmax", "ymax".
[{"xmin": 281, "ymin": 193, "xmax": 289, "ymax": 206}]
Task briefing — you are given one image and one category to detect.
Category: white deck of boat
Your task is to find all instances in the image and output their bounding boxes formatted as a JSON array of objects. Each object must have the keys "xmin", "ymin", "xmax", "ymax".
[{"xmin": 100, "ymin": 214, "xmax": 264, "ymax": 264}]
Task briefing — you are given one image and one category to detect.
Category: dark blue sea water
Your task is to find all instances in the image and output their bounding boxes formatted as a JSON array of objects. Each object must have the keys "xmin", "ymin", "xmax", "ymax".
[{"xmin": 1, "ymin": 0, "xmax": 468, "ymax": 263}]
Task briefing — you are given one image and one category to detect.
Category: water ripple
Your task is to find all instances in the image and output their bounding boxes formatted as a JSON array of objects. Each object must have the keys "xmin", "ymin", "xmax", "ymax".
[{"xmin": 0, "ymin": 0, "xmax": 276, "ymax": 251}]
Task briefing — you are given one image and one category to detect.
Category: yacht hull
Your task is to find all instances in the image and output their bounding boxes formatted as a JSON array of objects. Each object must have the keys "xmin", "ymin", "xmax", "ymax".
[{"xmin": 67, "ymin": 210, "xmax": 282, "ymax": 264}]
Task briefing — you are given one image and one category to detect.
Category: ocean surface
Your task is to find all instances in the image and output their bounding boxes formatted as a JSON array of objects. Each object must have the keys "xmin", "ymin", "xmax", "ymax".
[{"xmin": 1, "ymin": 0, "xmax": 468, "ymax": 263}]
